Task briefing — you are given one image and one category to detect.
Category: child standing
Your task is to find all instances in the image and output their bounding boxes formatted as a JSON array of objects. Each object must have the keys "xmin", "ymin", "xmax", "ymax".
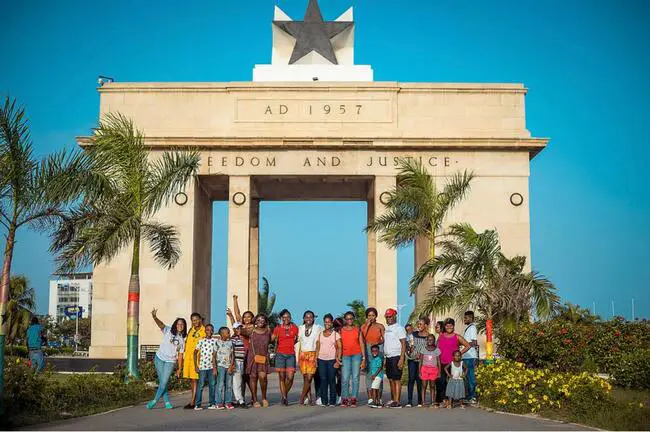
[
  {"xmin": 368, "ymin": 345, "xmax": 384, "ymax": 409},
  {"xmin": 193, "ymin": 324, "xmax": 217, "ymax": 410},
  {"xmin": 215, "ymin": 326, "xmax": 236, "ymax": 410},
  {"xmin": 444, "ymin": 350, "xmax": 467, "ymax": 409},
  {"xmin": 419, "ymin": 334, "xmax": 441, "ymax": 408},
  {"xmin": 231, "ymin": 322, "xmax": 247, "ymax": 407}
]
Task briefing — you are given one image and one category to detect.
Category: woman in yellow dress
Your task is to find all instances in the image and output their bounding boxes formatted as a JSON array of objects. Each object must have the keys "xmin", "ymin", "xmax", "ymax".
[{"xmin": 182, "ymin": 312, "xmax": 205, "ymax": 409}]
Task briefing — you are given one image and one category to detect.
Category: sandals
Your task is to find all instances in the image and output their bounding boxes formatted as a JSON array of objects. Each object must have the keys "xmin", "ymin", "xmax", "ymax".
[
  {"xmin": 253, "ymin": 401, "xmax": 261, "ymax": 408},
  {"xmin": 262, "ymin": 399, "xmax": 270, "ymax": 408}
]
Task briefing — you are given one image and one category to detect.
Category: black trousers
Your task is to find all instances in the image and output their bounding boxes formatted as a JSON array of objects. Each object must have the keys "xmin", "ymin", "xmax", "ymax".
[
  {"xmin": 436, "ymin": 363, "xmax": 449, "ymax": 403},
  {"xmin": 407, "ymin": 359, "xmax": 423, "ymax": 404}
]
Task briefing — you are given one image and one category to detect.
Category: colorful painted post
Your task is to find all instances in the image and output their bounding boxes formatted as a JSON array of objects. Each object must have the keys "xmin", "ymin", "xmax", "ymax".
[
  {"xmin": 485, "ymin": 318, "xmax": 494, "ymax": 364},
  {"xmin": 126, "ymin": 275, "xmax": 140, "ymax": 380},
  {"xmin": 0, "ymin": 228, "xmax": 16, "ymax": 415}
]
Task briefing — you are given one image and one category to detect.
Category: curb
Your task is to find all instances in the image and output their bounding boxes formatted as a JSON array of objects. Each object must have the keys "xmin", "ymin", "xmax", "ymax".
[{"xmin": 476, "ymin": 404, "xmax": 602, "ymax": 431}]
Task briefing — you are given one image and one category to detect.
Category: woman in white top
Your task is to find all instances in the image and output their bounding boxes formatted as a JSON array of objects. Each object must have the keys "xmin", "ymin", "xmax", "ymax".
[
  {"xmin": 147, "ymin": 308, "xmax": 187, "ymax": 410},
  {"xmin": 298, "ymin": 310, "xmax": 322, "ymax": 405}
]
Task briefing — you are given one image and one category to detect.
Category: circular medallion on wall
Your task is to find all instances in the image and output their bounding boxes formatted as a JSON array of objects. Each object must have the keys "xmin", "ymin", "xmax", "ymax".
[
  {"xmin": 510, "ymin": 192, "xmax": 524, "ymax": 207},
  {"xmin": 379, "ymin": 191, "xmax": 391, "ymax": 205},
  {"xmin": 232, "ymin": 192, "xmax": 247, "ymax": 206},
  {"xmin": 174, "ymin": 192, "xmax": 188, "ymax": 206}
]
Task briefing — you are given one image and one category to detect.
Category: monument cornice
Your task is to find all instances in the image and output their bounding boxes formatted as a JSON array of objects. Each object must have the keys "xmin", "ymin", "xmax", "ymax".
[
  {"xmin": 77, "ymin": 136, "xmax": 547, "ymax": 156},
  {"xmin": 97, "ymin": 82, "xmax": 527, "ymax": 94}
]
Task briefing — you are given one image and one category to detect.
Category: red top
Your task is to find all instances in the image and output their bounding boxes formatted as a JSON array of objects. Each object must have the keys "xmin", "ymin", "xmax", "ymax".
[
  {"xmin": 340, "ymin": 326, "xmax": 362, "ymax": 356},
  {"xmin": 273, "ymin": 323, "xmax": 299, "ymax": 355}
]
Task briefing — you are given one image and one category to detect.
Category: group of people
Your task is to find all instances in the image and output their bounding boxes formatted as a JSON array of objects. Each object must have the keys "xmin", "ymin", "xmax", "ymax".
[{"xmin": 146, "ymin": 294, "xmax": 479, "ymax": 411}]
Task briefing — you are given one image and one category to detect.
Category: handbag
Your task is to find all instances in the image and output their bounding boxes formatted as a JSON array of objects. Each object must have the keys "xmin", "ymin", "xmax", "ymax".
[{"xmin": 251, "ymin": 331, "xmax": 267, "ymax": 365}]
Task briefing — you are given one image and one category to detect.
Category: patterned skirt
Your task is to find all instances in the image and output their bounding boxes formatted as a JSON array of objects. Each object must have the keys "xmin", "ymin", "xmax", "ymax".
[
  {"xmin": 446, "ymin": 377, "xmax": 466, "ymax": 400},
  {"xmin": 299, "ymin": 351, "xmax": 317, "ymax": 375}
]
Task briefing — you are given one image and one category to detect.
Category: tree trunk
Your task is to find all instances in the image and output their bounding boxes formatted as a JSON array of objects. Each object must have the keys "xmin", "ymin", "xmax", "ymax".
[
  {"xmin": 125, "ymin": 231, "xmax": 141, "ymax": 380},
  {"xmin": 485, "ymin": 318, "xmax": 494, "ymax": 364},
  {"xmin": 0, "ymin": 224, "xmax": 17, "ymax": 414}
]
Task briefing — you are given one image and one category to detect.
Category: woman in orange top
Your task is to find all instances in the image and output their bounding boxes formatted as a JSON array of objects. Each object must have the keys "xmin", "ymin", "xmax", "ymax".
[
  {"xmin": 339, "ymin": 311, "xmax": 366, "ymax": 407},
  {"xmin": 360, "ymin": 307, "xmax": 385, "ymax": 404}
]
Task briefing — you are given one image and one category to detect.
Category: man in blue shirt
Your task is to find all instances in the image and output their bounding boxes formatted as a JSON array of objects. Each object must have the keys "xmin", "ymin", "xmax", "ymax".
[{"xmin": 26, "ymin": 316, "xmax": 45, "ymax": 372}]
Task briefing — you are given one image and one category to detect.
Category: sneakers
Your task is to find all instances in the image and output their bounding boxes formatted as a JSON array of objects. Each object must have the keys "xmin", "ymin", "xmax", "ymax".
[
  {"xmin": 207, "ymin": 405, "xmax": 218, "ymax": 410},
  {"xmin": 337, "ymin": 396, "xmax": 342, "ymax": 405},
  {"xmin": 193, "ymin": 405, "xmax": 203, "ymax": 411},
  {"xmin": 164, "ymin": 402, "xmax": 173, "ymax": 410},
  {"xmin": 350, "ymin": 398, "xmax": 357, "ymax": 408},
  {"xmin": 387, "ymin": 401, "xmax": 402, "ymax": 409},
  {"xmin": 370, "ymin": 400, "xmax": 383, "ymax": 409},
  {"xmin": 226, "ymin": 403, "xmax": 235, "ymax": 410},
  {"xmin": 146, "ymin": 400, "xmax": 156, "ymax": 409},
  {"xmin": 405, "ymin": 403, "xmax": 412, "ymax": 408},
  {"xmin": 341, "ymin": 398, "xmax": 349, "ymax": 407},
  {"xmin": 315, "ymin": 397, "xmax": 323, "ymax": 406},
  {"xmin": 216, "ymin": 404, "xmax": 225, "ymax": 410},
  {"xmin": 367, "ymin": 398, "xmax": 374, "ymax": 406}
]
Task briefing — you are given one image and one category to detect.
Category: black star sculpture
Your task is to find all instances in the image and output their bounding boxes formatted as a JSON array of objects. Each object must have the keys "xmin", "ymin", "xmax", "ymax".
[{"xmin": 273, "ymin": 0, "xmax": 353, "ymax": 65}]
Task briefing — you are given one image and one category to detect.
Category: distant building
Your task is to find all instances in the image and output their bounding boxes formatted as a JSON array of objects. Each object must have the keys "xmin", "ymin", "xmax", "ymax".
[{"xmin": 49, "ymin": 273, "xmax": 93, "ymax": 321}]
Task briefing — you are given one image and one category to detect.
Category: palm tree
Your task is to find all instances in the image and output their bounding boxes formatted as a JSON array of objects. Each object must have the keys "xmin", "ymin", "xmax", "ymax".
[
  {"xmin": 50, "ymin": 112, "xmax": 200, "ymax": 380},
  {"xmin": 258, "ymin": 277, "xmax": 278, "ymax": 328},
  {"xmin": 345, "ymin": 299, "xmax": 366, "ymax": 327},
  {"xmin": 5, "ymin": 275, "xmax": 35, "ymax": 345},
  {"xmin": 410, "ymin": 223, "xmax": 560, "ymax": 361},
  {"xmin": 0, "ymin": 96, "xmax": 83, "ymax": 410},
  {"xmin": 365, "ymin": 158, "xmax": 473, "ymax": 312}
]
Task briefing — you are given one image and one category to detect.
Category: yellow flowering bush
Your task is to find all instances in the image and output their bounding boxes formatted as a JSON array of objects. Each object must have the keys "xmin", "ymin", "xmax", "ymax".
[{"xmin": 476, "ymin": 359, "xmax": 612, "ymax": 414}]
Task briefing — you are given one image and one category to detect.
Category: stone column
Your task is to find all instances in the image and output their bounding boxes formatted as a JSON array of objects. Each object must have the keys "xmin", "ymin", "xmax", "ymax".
[
  {"xmin": 227, "ymin": 176, "xmax": 251, "ymax": 319},
  {"xmin": 368, "ymin": 176, "xmax": 397, "ymax": 316},
  {"xmin": 248, "ymin": 199, "xmax": 260, "ymax": 314},
  {"xmin": 192, "ymin": 179, "xmax": 213, "ymax": 322}
]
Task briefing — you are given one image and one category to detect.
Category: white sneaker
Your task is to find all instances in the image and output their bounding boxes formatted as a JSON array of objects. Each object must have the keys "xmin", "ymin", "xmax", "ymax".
[
  {"xmin": 193, "ymin": 405, "xmax": 203, "ymax": 411},
  {"xmin": 315, "ymin": 397, "xmax": 323, "ymax": 406},
  {"xmin": 337, "ymin": 396, "xmax": 342, "ymax": 405},
  {"xmin": 207, "ymin": 405, "xmax": 217, "ymax": 410},
  {"xmin": 303, "ymin": 399, "xmax": 309, "ymax": 406},
  {"xmin": 367, "ymin": 398, "xmax": 374, "ymax": 405}
]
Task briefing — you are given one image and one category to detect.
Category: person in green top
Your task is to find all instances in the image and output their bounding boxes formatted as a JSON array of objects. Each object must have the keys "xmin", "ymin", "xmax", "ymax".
[
  {"xmin": 367, "ymin": 345, "xmax": 384, "ymax": 409},
  {"xmin": 26, "ymin": 316, "xmax": 46, "ymax": 372}
]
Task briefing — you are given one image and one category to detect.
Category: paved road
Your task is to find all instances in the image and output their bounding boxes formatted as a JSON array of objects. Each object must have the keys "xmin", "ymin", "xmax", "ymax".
[{"xmin": 27, "ymin": 375, "xmax": 591, "ymax": 431}]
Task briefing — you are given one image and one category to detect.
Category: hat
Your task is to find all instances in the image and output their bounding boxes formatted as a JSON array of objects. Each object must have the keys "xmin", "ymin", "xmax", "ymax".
[
  {"xmin": 385, "ymin": 308, "xmax": 398, "ymax": 317},
  {"xmin": 233, "ymin": 322, "xmax": 242, "ymax": 329}
]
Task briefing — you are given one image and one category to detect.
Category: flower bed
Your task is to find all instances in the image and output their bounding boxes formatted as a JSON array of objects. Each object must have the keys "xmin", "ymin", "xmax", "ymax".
[{"xmin": 476, "ymin": 359, "xmax": 612, "ymax": 414}]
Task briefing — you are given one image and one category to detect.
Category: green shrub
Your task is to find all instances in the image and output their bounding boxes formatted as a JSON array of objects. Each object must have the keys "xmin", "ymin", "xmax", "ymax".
[
  {"xmin": 496, "ymin": 319, "xmax": 650, "ymax": 377},
  {"xmin": 476, "ymin": 359, "xmax": 613, "ymax": 414},
  {"xmin": 610, "ymin": 349, "xmax": 650, "ymax": 390},
  {"xmin": 5, "ymin": 345, "xmax": 28, "ymax": 357},
  {"xmin": 2, "ymin": 359, "xmax": 152, "ymax": 428}
]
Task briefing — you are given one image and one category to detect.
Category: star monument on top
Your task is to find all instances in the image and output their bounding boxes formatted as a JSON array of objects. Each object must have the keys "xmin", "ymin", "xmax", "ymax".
[{"xmin": 253, "ymin": 0, "xmax": 373, "ymax": 82}]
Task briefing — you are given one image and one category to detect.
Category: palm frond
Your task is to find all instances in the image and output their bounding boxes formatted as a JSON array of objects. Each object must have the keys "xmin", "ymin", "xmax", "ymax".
[
  {"xmin": 144, "ymin": 150, "xmax": 200, "ymax": 216},
  {"xmin": 142, "ymin": 221, "xmax": 181, "ymax": 269}
]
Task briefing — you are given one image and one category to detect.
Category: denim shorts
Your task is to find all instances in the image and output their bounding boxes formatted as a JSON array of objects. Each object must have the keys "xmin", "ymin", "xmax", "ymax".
[{"xmin": 275, "ymin": 353, "xmax": 296, "ymax": 372}]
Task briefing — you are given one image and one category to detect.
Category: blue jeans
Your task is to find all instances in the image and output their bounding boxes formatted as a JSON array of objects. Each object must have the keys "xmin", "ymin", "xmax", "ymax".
[
  {"xmin": 29, "ymin": 350, "xmax": 45, "ymax": 373},
  {"xmin": 216, "ymin": 366, "xmax": 233, "ymax": 404},
  {"xmin": 153, "ymin": 355, "xmax": 176, "ymax": 403},
  {"xmin": 318, "ymin": 359, "xmax": 337, "ymax": 405},
  {"xmin": 463, "ymin": 358, "xmax": 477, "ymax": 400},
  {"xmin": 341, "ymin": 354, "xmax": 362, "ymax": 399},
  {"xmin": 195, "ymin": 369, "xmax": 216, "ymax": 407}
]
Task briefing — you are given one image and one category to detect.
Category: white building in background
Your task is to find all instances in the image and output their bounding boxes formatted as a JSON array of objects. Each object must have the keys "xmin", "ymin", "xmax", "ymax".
[{"xmin": 49, "ymin": 273, "xmax": 93, "ymax": 321}]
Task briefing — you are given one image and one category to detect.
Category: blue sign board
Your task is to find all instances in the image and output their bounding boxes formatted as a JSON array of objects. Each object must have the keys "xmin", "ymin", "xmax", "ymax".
[{"xmin": 64, "ymin": 306, "xmax": 84, "ymax": 319}]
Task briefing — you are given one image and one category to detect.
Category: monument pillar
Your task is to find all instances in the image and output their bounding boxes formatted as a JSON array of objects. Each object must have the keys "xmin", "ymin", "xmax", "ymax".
[
  {"xmin": 367, "ymin": 176, "xmax": 397, "ymax": 315},
  {"xmin": 248, "ymin": 199, "xmax": 260, "ymax": 313},
  {"xmin": 227, "ymin": 176, "xmax": 251, "ymax": 317}
]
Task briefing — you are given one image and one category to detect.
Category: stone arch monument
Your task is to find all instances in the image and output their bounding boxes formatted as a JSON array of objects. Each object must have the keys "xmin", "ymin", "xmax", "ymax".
[{"xmin": 86, "ymin": 0, "xmax": 546, "ymax": 358}]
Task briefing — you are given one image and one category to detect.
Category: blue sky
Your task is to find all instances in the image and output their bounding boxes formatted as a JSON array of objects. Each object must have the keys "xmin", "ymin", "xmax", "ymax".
[{"xmin": 1, "ymin": 0, "xmax": 648, "ymax": 325}]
